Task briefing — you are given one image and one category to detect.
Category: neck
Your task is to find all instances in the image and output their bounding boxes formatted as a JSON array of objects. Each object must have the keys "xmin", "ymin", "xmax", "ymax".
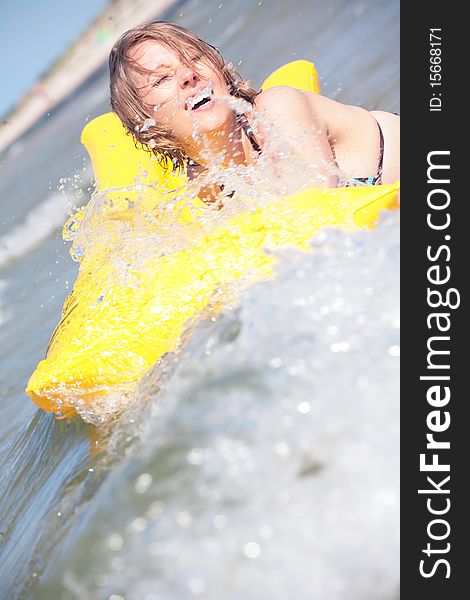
[{"xmin": 185, "ymin": 112, "xmax": 249, "ymax": 169}]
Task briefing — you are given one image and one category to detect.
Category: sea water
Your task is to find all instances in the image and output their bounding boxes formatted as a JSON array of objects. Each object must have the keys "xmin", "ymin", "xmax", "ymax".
[{"xmin": 0, "ymin": 0, "xmax": 399, "ymax": 598}]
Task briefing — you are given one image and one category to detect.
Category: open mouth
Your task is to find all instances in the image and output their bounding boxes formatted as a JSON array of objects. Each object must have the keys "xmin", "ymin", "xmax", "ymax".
[{"xmin": 186, "ymin": 85, "xmax": 214, "ymax": 111}]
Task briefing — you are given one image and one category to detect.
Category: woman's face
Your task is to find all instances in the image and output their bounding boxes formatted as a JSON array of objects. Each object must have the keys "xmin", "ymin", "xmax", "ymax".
[{"xmin": 129, "ymin": 41, "xmax": 234, "ymax": 148}]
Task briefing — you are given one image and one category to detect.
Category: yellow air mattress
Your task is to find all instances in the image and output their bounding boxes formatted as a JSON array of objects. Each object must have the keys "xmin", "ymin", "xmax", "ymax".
[{"xmin": 26, "ymin": 60, "xmax": 399, "ymax": 423}]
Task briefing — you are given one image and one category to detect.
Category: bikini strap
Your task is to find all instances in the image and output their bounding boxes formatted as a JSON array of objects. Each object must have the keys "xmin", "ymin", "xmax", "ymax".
[
  {"xmin": 238, "ymin": 113, "xmax": 384, "ymax": 184},
  {"xmin": 376, "ymin": 120, "xmax": 385, "ymax": 184},
  {"xmin": 237, "ymin": 114, "xmax": 262, "ymax": 154}
]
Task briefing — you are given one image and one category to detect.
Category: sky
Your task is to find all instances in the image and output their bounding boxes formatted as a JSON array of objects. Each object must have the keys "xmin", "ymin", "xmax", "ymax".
[{"xmin": 0, "ymin": 0, "xmax": 110, "ymax": 117}]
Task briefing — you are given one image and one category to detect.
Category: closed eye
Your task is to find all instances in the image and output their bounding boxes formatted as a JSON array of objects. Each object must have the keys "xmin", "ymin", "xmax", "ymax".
[{"xmin": 152, "ymin": 74, "xmax": 172, "ymax": 87}]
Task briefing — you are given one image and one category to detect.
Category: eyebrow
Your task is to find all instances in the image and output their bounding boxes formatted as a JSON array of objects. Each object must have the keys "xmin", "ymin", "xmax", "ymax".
[
  {"xmin": 139, "ymin": 52, "xmax": 204, "ymax": 82},
  {"xmin": 152, "ymin": 63, "xmax": 172, "ymax": 69}
]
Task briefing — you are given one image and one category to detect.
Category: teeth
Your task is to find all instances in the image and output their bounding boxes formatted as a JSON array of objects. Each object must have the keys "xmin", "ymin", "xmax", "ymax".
[{"xmin": 187, "ymin": 85, "xmax": 213, "ymax": 110}]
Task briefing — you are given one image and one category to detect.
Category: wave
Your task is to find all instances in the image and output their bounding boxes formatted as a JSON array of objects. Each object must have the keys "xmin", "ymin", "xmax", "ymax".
[
  {"xmin": 32, "ymin": 212, "xmax": 400, "ymax": 600},
  {"xmin": 0, "ymin": 279, "xmax": 10, "ymax": 327},
  {"xmin": 0, "ymin": 192, "xmax": 72, "ymax": 268}
]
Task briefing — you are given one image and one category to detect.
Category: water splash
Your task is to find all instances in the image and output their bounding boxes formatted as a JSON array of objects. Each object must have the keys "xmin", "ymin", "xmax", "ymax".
[{"xmin": 33, "ymin": 211, "xmax": 399, "ymax": 599}]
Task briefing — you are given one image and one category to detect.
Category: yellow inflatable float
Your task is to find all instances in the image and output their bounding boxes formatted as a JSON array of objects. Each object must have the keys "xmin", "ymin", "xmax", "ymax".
[{"xmin": 26, "ymin": 60, "xmax": 399, "ymax": 423}]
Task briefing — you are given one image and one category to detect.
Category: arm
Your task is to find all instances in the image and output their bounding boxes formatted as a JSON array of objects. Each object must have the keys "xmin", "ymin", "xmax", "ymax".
[{"xmin": 253, "ymin": 86, "xmax": 339, "ymax": 187}]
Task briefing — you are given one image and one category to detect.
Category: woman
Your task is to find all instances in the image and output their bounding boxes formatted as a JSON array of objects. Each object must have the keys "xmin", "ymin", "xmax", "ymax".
[{"xmin": 109, "ymin": 21, "xmax": 399, "ymax": 203}]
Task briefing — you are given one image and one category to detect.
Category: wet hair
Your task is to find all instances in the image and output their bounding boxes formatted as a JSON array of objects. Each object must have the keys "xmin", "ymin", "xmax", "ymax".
[{"xmin": 109, "ymin": 21, "xmax": 259, "ymax": 171}]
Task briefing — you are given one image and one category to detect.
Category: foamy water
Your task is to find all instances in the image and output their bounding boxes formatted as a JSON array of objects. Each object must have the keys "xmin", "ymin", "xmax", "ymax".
[{"xmin": 35, "ymin": 212, "xmax": 399, "ymax": 600}]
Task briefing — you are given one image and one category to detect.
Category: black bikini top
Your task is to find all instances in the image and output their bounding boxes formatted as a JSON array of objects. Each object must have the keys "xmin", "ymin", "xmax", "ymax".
[{"xmin": 346, "ymin": 120, "xmax": 384, "ymax": 186}]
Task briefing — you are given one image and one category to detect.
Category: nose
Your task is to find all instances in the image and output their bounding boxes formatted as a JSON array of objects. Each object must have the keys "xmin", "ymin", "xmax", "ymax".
[{"xmin": 177, "ymin": 65, "xmax": 199, "ymax": 88}]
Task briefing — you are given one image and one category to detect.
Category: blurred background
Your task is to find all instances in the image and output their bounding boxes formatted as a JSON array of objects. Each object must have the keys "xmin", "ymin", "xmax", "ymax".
[{"xmin": 0, "ymin": 1, "xmax": 399, "ymax": 599}]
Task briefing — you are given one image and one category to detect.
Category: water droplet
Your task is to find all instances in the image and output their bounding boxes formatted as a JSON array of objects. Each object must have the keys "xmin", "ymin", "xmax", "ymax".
[
  {"xmin": 108, "ymin": 534, "xmax": 123, "ymax": 551},
  {"xmin": 213, "ymin": 514, "xmax": 227, "ymax": 528},
  {"xmin": 330, "ymin": 341, "xmax": 350, "ymax": 352},
  {"xmin": 187, "ymin": 448, "xmax": 204, "ymax": 465},
  {"xmin": 275, "ymin": 442, "xmax": 290, "ymax": 456},
  {"xmin": 134, "ymin": 473, "xmax": 153, "ymax": 494},
  {"xmin": 244, "ymin": 542, "xmax": 261, "ymax": 558},
  {"xmin": 188, "ymin": 578, "xmax": 205, "ymax": 595},
  {"xmin": 128, "ymin": 517, "xmax": 147, "ymax": 533},
  {"xmin": 176, "ymin": 511, "xmax": 192, "ymax": 528},
  {"xmin": 141, "ymin": 118, "xmax": 156, "ymax": 132}
]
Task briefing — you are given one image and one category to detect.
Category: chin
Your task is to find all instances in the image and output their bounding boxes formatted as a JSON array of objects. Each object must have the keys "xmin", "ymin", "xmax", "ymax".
[{"xmin": 194, "ymin": 102, "xmax": 234, "ymax": 132}]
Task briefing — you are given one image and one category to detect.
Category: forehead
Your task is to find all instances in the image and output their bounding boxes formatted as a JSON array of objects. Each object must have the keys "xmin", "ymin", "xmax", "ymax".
[{"xmin": 128, "ymin": 41, "xmax": 180, "ymax": 70}]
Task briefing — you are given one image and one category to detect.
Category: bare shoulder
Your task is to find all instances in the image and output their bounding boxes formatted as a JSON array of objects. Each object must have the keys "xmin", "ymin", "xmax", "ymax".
[
  {"xmin": 370, "ymin": 109, "xmax": 400, "ymax": 126},
  {"xmin": 255, "ymin": 87, "xmax": 362, "ymax": 124},
  {"xmin": 254, "ymin": 85, "xmax": 309, "ymax": 112},
  {"xmin": 253, "ymin": 86, "xmax": 326, "ymax": 135}
]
